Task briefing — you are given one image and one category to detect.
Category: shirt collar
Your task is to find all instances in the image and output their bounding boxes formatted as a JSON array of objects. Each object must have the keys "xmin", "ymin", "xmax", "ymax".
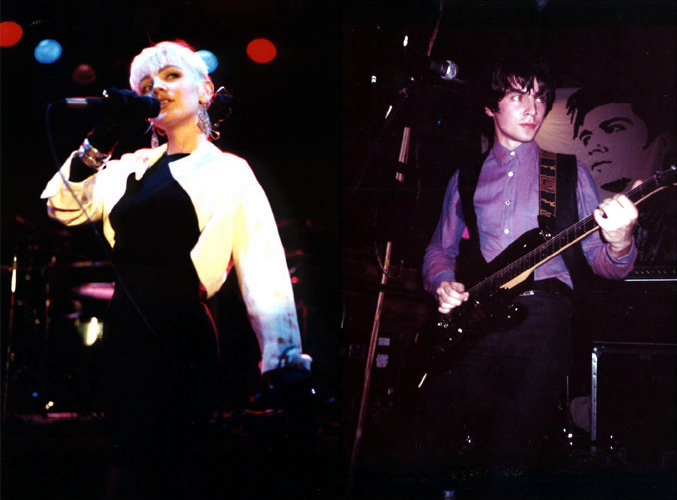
[{"xmin": 491, "ymin": 140, "xmax": 540, "ymax": 168}]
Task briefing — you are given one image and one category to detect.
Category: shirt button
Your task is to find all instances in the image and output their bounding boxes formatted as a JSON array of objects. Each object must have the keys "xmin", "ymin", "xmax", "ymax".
[
  {"xmin": 509, "ymin": 151, "xmax": 515, "ymax": 156},
  {"xmin": 505, "ymin": 200, "xmax": 511, "ymax": 206},
  {"xmin": 504, "ymin": 228, "xmax": 510, "ymax": 234},
  {"xmin": 508, "ymin": 171, "xmax": 514, "ymax": 177}
]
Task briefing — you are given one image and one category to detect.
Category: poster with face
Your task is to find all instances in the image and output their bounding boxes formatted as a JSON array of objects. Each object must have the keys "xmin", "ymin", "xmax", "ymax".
[
  {"xmin": 572, "ymin": 102, "xmax": 664, "ymax": 193},
  {"xmin": 536, "ymin": 87, "xmax": 676, "ymax": 266}
]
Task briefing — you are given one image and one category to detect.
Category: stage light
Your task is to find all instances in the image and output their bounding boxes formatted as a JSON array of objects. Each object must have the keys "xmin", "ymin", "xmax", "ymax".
[
  {"xmin": 197, "ymin": 50, "xmax": 218, "ymax": 73},
  {"xmin": 10, "ymin": 255, "xmax": 17, "ymax": 293},
  {"xmin": 34, "ymin": 39, "xmax": 62, "ymax": 64},
  {"xmin": 246, "ymin": 38, "xmax": 277, "ymax": 64},
  {"xmin": 83, "ymin": 317, "xmax": 102, "ymax": 346},
  {"xmin": 72, "ymin": 63, "xmax": 96, "ymax": 85},
  {"xmin": 0, "ymin": 21, "xmax": 23, "ymax": 47}
]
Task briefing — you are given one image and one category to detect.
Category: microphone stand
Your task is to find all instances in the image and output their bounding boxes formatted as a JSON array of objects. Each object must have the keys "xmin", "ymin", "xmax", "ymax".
[
  {"xmin": 346, "ymin": 76, "xmax": 419, "ymax": 198},
  {"xmin": 2, "ymin": 252, "xmax": 18, "ymax": 421},
  {"xmin": 345, "ymin": 4, "xmax": 445, "ymax": 495},
  {"xmin": 345, "ymin": 74, "xmax": 420, "ymax": 497}
]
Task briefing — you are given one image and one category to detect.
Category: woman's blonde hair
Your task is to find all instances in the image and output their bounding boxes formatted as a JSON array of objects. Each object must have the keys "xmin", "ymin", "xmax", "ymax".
[{"xmin": 129, "ymin": 40, "xmax": 211, "ymax": 95}]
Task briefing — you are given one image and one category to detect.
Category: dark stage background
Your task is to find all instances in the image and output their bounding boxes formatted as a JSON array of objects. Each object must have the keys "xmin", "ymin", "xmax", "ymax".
[{"xmin": 340, "ymin": 1, "xmax": 676, "ymax": 499}]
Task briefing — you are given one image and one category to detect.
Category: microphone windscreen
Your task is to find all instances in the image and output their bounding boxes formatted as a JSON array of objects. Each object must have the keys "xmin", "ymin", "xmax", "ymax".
[{"xmin": 134, "ymin": 95, "xmax": 161, "ymax": 119}]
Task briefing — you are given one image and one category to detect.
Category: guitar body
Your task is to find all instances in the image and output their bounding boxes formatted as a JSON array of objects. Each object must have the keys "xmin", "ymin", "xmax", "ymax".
[
  {"xmin": 411, "ymin": 228, "xmax": 545, "ymax": 384},
  {"xmin": 439, "ymin": 227, "xmax": 546, "ymax": 339}
]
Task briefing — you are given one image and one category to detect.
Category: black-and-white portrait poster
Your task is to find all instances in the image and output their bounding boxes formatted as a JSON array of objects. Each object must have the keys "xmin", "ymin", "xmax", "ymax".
[{"xmin": 538, "ymin": 82, "xmax": 676, "ymax": 265}]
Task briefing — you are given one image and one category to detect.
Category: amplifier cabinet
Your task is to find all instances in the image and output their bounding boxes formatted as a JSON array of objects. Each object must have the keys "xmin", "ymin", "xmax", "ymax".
[{"xmin": 591, "ymin": 341, "xmax": 677, "ymax": 466}]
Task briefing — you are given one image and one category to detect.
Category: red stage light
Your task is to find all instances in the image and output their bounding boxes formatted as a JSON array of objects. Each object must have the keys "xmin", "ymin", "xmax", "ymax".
[
  {"xmin": 246, "ymin": 38, "xmax": 277, "ymax": 64},
  {"xmin": 72, "ymin": 63, "xmax": 97, "ymax": 85},
  {"xmin": 0, "ymin": 21, "xmax": 23, "ymax": 47}
]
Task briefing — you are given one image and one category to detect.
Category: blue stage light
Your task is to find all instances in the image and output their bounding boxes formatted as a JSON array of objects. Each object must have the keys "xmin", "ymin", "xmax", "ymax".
[
  {"xmin": 197, "ymin": 50, "xmax": 218, "ymax": 73},
  {"xmin": 34, "ymin": 39, "xmax": 62, "ymax": 64}
]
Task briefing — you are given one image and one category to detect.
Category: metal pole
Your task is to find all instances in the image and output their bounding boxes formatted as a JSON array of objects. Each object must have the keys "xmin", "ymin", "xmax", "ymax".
[
  {"xmin": 2, "ymin": 253, "xmax": 19, "ymax": 420},
  {"xmin": 346, "ymin": 241, "xmax": 392, "ymax": 494}
]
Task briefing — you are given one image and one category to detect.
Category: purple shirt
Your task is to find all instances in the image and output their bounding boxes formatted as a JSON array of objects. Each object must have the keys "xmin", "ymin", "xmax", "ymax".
[{"xmin": 422, "ymin": 140, "xmax": 636, "ymax": 294}]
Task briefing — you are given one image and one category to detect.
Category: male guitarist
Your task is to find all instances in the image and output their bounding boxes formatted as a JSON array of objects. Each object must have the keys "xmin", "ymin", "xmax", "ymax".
[{"xmin": 417, "ymin": 55, "xmax": 639, "ymax": 498}]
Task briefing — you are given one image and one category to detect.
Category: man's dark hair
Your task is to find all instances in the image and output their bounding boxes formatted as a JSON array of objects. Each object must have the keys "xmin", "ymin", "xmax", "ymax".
[
  {"xmin": 566, "ymin": 83, "xmax": 672, "ymax": 145},
  {"xmin": 481, "ymin": 54, "xmax": 556, "ymax": 116}
]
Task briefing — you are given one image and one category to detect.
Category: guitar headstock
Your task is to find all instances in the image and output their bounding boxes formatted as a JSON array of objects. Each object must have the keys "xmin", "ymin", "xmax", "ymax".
[
  {"xmin": 655, "ymin": 165, "xmax": 677, "ymax": 188},
  {"xmin": 628, "ymin": 165, "xmax": 676, "ymax": 205}
]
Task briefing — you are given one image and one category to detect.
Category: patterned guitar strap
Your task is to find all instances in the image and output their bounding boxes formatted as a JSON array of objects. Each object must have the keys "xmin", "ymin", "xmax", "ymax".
[{"xmin": 538, "ymin": 149, "xmax": 557, "ymax": 234}]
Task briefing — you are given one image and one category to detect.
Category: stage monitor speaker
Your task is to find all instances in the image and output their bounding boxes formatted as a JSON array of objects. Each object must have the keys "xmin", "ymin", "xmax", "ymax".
[
  {"xmin": 591, "ymin": 341, "xmax": 677, "ymax": 467},
  {"xmin": 580, "ymin": 276, "xmax": 676, "ymax": 345}
]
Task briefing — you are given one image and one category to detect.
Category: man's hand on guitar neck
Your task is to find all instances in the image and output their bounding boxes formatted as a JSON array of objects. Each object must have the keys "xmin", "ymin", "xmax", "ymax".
[
  {"xmin": 436, "ymin": 280, "xmax": 470, "ymax": 314},
  {"xmin": 594, "ymin": 179, "xmax": 640, "ymax": 260}
]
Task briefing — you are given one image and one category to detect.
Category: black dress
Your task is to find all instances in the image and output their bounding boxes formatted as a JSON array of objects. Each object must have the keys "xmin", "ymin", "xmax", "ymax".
[{"xmin": 102, "ymin": 153, "xmax": 220, "ymax": 496}]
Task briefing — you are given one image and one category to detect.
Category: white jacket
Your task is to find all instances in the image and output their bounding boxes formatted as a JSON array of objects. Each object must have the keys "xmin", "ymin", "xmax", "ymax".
[{"xmin": 41, "ymin": 140, "xmax": 310, "ymax": 372}]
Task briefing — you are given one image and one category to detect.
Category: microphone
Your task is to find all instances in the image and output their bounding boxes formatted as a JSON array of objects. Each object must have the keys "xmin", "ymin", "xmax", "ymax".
[
  {"xmin": 426, "ymin": 59, "xmax": 459, "ymax": 81},
  {"xmin": 62, "ymin": 89, "xmax": 161, "ymax": 119}
]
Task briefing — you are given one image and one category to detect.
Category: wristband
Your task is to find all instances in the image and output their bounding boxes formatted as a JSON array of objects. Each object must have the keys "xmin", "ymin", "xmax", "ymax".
[{"xmin": 77, "ymin": 138, "xmax": 111, "ymax": 170}]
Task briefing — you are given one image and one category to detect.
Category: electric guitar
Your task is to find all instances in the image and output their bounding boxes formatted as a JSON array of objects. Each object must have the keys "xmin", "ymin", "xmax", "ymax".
[{"xmin": 414, "ymin": 166, "xmax": 677, "ymax": 387}]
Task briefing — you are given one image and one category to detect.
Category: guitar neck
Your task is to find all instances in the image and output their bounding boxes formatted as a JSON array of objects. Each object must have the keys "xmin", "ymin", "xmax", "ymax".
[{"xmin": 469, "ymin": 167, "xmax": 676, "ymax": 298}]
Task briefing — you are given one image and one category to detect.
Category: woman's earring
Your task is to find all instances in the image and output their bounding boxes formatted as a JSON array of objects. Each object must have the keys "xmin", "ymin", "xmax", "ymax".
[
  {"xmin": 197, "ymin": 103, "xmax": 212, "ymax": 137},
  {"xmin": 151, "ymin": 127, "xmax": 159, "ymax": 148},
  {"xmin": 146, "ymin": 120, "xmax": 160, "ymax": 148}
]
